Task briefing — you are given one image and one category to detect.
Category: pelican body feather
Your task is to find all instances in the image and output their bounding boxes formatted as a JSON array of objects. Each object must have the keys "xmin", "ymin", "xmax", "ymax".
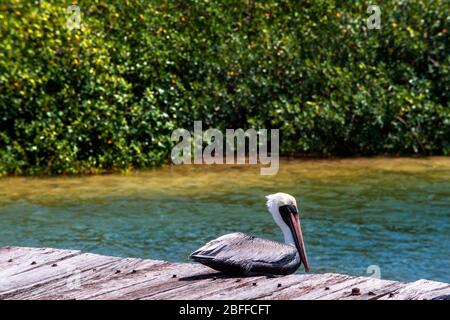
[{"xmin": 190, "ymin": 232, "xmax": 301, "ymax": 276}]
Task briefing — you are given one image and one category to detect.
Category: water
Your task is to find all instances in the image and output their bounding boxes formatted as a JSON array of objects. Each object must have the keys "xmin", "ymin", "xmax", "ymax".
[{"xmin": 1, "ymin": 157, "xmax": 449, "ymax": 283}]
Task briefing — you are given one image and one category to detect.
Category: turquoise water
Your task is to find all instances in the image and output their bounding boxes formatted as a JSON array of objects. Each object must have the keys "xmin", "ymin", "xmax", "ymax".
[{"xmin": 1, "ymin": 157, "xmax": 449, "ymax": 283}]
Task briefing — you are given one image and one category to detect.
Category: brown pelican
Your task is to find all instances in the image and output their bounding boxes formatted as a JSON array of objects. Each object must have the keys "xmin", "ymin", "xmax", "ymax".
[{"xmin": 190, "ymin": 193, "xmax": 309, "ymax": 276}]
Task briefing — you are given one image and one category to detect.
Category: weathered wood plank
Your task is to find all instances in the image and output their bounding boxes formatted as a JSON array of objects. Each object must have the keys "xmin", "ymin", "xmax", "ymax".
[
  {"xmin": 259, "ymin": 273, "xmax": 352, "ymax": 300},
  {"xmin": 0, "ymin": 250, "xmax": 120, "ymax": 299},
  {"xmin": 0, "ymin": 246, "xmax": 80, "ymax": 275},
  {"xmin": 198, "ymin": 274, "xmax": 322, "ymax": 300},
  {"xmin": 1, "ymin": 246, "xmax": 449, "ymax": 300},
  {"xmin": 338, "ymin": 278, "xmax": 406, "ymax": 300},
  {"xmin": 31, "ymin": 258, "xmax": 168, "ymax": 300},
  {"xmin": 296, "ymin": 276, "xmax": 382, "ymax": 300},
  {"xmin": 141, "ymin": 273, "xmax": 261, "ymax": 300},
  {"xmin": 88, "ymin": 263, "xmax": 214, "ymax": 300},
  {"xmin": 380, "ymin": 279, "xmax": 450, "ymax": 300},
  {"xmin": 9, "ymin": 256, "xmax": 162, "ymax": 299}
]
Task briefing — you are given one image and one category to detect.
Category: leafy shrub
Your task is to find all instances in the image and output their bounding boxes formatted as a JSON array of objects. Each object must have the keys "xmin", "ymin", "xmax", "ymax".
[{"xmin": 0, "ymin": 0, "xmax": 449, "ymax": 175}]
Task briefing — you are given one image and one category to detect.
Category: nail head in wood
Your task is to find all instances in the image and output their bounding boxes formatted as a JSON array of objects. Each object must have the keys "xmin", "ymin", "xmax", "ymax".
[{"xmin": 351, "ymin": 287, "xmax": 361, "ymax": 295}]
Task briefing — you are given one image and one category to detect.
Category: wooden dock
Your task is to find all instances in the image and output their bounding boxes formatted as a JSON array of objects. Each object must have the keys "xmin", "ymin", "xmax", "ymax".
[{"xmin": 1, "ymin": 246, "xmax": 449, "ymax": 300}]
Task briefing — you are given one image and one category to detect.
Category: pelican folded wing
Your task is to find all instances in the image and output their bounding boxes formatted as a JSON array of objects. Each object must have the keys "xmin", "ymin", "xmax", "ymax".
[{"xmin": 190, "ymin": 232, "xmax": 300, "ymax": 276}]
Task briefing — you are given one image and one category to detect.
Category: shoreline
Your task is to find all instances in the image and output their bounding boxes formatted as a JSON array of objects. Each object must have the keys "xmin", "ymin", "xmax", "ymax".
[{"xmin": 1, "ymin": 155, "xmax": 449, "ymax": 178}]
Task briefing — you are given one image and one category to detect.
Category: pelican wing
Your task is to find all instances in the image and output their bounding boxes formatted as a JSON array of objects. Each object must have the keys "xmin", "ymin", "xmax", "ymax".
[{"xmin": 190, "ymin": 232, "xmax": 300, "ymax": 275}]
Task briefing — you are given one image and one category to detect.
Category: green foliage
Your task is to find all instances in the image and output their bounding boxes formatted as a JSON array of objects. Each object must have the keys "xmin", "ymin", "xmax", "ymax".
[{"xmin": 0, "ymin": 0, "xmax": 449, "ymax": 175}]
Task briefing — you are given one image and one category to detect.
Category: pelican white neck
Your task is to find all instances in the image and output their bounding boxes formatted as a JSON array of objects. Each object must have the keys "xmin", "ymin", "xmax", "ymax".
[{"xmin": 266, "ymin": 196, "xmax": 296, "ymax": 247}]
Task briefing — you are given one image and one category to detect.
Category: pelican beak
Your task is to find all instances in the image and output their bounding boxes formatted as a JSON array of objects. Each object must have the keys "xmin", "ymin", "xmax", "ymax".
[{"xmin": 281, "ymin": 205, "xmax": 310, "ymax": 272}]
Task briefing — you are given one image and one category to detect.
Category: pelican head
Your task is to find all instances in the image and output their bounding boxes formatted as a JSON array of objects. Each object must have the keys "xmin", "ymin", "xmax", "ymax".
[{"xmin": 266, "ymin": 193, "xmax": 310, "ymax": 272}]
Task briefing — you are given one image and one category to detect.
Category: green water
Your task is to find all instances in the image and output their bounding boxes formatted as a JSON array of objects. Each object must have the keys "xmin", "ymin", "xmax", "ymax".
[{"xmin": 1, "ymin": 157, "xmax": 449, "ymax": 283}]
